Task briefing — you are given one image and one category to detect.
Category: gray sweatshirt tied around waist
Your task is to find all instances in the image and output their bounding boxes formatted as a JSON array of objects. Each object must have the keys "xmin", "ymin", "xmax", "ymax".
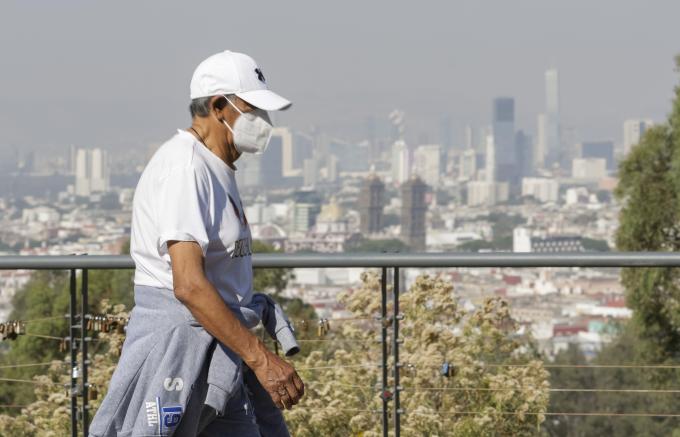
[{"xmin": 89, "ymin": 284, "xmax": 299, "ymax": 437}]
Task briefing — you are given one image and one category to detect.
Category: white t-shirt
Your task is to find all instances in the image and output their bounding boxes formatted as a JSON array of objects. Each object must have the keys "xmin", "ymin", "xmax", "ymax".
[{"xmin": 130, "ymin": 129, "xmax": 253, "ymax": 306}]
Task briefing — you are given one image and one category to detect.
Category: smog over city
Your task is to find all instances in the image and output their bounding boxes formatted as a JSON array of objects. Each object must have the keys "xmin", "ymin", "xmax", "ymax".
[{"xmin": 2, "ymin": 1, "xmax": 680, "ymax": 435}]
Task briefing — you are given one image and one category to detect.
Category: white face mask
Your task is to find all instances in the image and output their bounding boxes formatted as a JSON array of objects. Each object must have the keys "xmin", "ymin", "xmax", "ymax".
[{"xmin": 222, "ymin": 96, "xmax": 274, "ymax": 155}]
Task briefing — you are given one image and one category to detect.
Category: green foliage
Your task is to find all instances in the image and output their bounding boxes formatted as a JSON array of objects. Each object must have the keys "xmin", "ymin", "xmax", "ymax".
[
  {"xmin": 0, "ymin": 301, "xmax": 127, "ymax": 436},
  {"xmin": 458, "ymin": 239, "xmax": 494, "ymax": 252},
  {"xmin": 0, "ymin": 237, "xmax": 134, "ymax": 411},
  {"xmin": 457, "ymin": 236, "xmax": 513, "ymax": 252},
  {"xmin": 252, "ymin": 240, "xmax": 293, "ymax": 294},
  {"xmin": 0, "ymin": 271, "xmax": 71, "ymax": 406},
  {"xmin": 482, "ymin": 212, "xmax": 526, "ymax": 241},
  {"xmin": 345, "ymin": 238, "xmax": 410, "ymax": 253},
  {"xmin": 614, "ymin": 56, "xmax": 680, "ymax": 354},
  {"xmin": 545, "ymin": 324, "xmax": 680, "ymax": 436},
  {"xmin": 546, "ymin": 55, "xmax": 680, "ymax": 436},
  {"xmin": 0, "ymin": 268, "xmax": 134, "ymax": 408},
  {"xmin": 581, "ymin": 238, "xmax": 610, "ymax": 252}
]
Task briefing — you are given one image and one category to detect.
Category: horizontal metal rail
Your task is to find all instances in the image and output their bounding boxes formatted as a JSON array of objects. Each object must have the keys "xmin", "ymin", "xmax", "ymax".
[
  {"xmin": 2, "ymin": 251, "xmax": 680, "ymax": 437},
  {"xmin": 2, "ymin": 252, "xmax": 680, "ymax": 270}
]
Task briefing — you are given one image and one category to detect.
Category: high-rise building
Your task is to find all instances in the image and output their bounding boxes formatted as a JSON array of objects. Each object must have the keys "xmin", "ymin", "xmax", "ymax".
[
  {"xmin": 291, "ymin": 190, "xmax": 321, "ymax": 233},
  {"xmin": 413, "ymin": 144, "xmax": 442, "ymax": 188},
  {"xmin": 535, "ymin": 113, "xmax": 547, "ymax": 168},
  {"xmin": 303, "ymin": 157, "xmax": 318, "ymax": 187},
  {"xmin": 484, "ymin": 134, "xmax": 496, "ymax": 183},
  {"xmin": 492, "ymin": 97, "xmax": 516, "ymax": 184},
  {"xmin": 578, "ymin": 141, "xmax": 615, "ymax": 170},
  {"xmin": 522, "ymin": 178, "xmax": 559, "ymax": 203},
  {"xmin": 391, "ymin": 140, "xmax": 410, "ymax": 184},
  {"xmin": 75, "ymin": 148, "xmax": 109, "ymax": 197},
  {"xmin": 466, "ymin": 180, "xmax": 509, "ymax": 206},
  {"xmin": 90, "ymin": 148, "xmax": 108, "ymax": 192},
  {"xmin": 75, "ymin": 149, "xmax": 90, "ymax": 196},
  {"xmin": 459, "ymin": 149, "xmax": 477, "ymax": 180},
  {"xmin": 235, "ymin": 155, "xmax": 260, "ymax": 188},
  {"xmin": 69, "ymin": 145, "xmax": 77, "ymax": 175},
  {"xmin": 464, "ymin": 125, "xmax": 475, "ymax": 150},
  {"xmin": 359, "ymin": 175, "xmax": 385, "ymax": 235},
  {"xmin": 329, "ymin": 139, "xmax": 370, "ymax": 172},
  {"xmin": 572, "ymin": 158, "xmax": 608, "ymax": 179},
  {"xmin": 327, "ymin": 154, "xmax": 339, "ymax": 183},
  {"xmin": 538, "ymin": 68, "xmax": 561, "ymax": 168},
  {"xmin": 292, "ymin": 132, "xmax": 314, "ymax": 174},
  {"xmin": 623, "ymin": 119, "xmax": 654, "ymax": 156},
  {"xmin": 261, "ymin": 131, "xmax": 284, "ymax": 187},
  {"xmin": 515, "ymin": 130, "xmax": 534, "ymax": 179},
  {"xmin": 272, "ymin": 127, "xmax": 299, "ymax": 178},
  {"xmin": 401, "ymin": 177, "xmax": 428, "ymax": 251}
]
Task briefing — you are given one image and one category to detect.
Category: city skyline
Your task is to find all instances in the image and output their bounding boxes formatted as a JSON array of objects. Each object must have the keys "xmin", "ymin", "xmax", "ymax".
[{"xmin": 1, "ymin": 1, "xmax": 679, "ymax": 154}]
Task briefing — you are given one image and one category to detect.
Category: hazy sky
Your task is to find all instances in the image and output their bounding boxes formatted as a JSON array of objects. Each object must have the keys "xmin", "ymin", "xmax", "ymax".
[{"xmin": 1, "ymin": 0, "xmax": 679, "ymax": 154}]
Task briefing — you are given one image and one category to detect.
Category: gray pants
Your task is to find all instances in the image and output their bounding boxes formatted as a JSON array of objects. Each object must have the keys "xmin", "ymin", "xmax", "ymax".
[
  {"xmin": 176, "ymin": 355, "xmax": 288, "ymax": 437},
  {"xmin": 197, "ymin": 383, "xmax": 259, "ymax": 436}
]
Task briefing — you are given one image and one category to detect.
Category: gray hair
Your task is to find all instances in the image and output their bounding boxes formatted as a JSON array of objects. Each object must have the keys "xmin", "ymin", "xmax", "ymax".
[{"xmin": 189, "ymin": 95, "xmax": 233, "ymax": 118}]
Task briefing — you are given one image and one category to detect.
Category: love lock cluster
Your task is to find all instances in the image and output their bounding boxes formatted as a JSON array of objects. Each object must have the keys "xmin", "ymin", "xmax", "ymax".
[
  {"xmin": 0, "ymin": 321, "xmax": 26, "ymax": 341},
  {"xmin": 293, "ymin": 318, "xmax": 332, "ymax": 337},
  {"xmin": 317, "ymin": 318, "xmax": 331, "ymax": 337},
  {"xmin": 86, "ymin": 314, "xmax": 127, "ymax": 334}
]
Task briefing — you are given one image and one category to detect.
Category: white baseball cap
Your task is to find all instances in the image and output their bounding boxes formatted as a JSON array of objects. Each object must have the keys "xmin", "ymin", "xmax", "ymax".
[{"xmin": 190, "ymin": 50, "xmax": 292, "ymax": 111}]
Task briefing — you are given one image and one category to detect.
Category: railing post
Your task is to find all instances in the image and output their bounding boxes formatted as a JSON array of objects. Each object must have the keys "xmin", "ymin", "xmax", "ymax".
[
  {"xmin": 81, "ymin": 268, "xmax": 89, "ymax": 436},
  {"xmin": 393, "ymin": 267, "xmax": 401, "ymax": 437},
  {"xmin": 380, "ymin": 267, "xmax": 389, "ymax": 437},
  {"xmin": 69, "ymin": 269, "xmax": 78, "ymax": 437}
]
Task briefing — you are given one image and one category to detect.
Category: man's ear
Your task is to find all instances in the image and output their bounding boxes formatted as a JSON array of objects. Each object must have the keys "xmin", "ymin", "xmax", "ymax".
[{"xmin": 210, "ymin": 95, "xmax": 228, "ymax": 116}]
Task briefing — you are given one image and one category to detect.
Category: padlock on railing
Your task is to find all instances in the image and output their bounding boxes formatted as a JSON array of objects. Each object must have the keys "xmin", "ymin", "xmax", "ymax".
[{"xmin": 88, "ymin": 384, "xmax": 98, "ymax": 400}]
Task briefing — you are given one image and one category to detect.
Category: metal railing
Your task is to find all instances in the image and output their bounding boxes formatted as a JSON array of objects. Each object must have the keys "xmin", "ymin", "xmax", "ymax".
[{"xmin": 1, "ymin": 251, "xmax": 680, "ymax": 437}]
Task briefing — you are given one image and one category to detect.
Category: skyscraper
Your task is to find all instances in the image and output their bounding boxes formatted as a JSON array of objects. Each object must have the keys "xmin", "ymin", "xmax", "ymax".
[
  {"xmin": 464, "ymin": 125, "xmax": 475, "ymax": 150},
  {"xmin": 359, "ymin": 175, "xmax": 385, "ymax": 235},
  {"xmin": 460, "ymin": 149, "xmax": 477, "ymax": 180},
  {"xmin": 391, "ymin": 140, "xmax": 410, "ymax": 184},
  {"xmin": 514, "ymin": 130, "xmax": 534, "ymax": 179},
  {"xmin": 492, "ymin": 97, "xmax": 516, "ymax": 184},
  {"xmin": 623, "ymin": 119, "xmax": 654, "ymax": 156},
  {"xmin": 261, "ymin": 131, "xmax": 284, "ymax": 187},
  {"xmin": 544, "ymin": 68, "xmax": 561, "ymax": 167},
  {"xmin": 75, "ymin": 149, "xmax": 90, "ymax": 196},
  {"xmin": 303, "ymin": 157, "xmax": 318, "ymax": 187},
  {"xmin": 413, "ymin": 144, "xmax": 442, "ymax": 188},
  {"xmin": 292, "ymin": 190, "xmax": 322, "ymax": 233},
  {"xmin": 485, "ymin": 133, "xmax": 496, "ymax": 183},
  {"xmin": 271, "ymin": 127, "xmax": 299, "ymax": 178},
  {"xmin": 535, "ymin": 113, "xmax": 547, "ymax": 168},
  {"xmin": 90, "ymin": 148, "xmax": 109, "ymax": 192},
  {"xmin": 401, "ymin": 177, "xmax": 428, "ymax": 251},
  {"xmin": 292, "ymin": 132, "xmax": 314, "ymax": 174},
  {"xmin": 75, "ymin": 148, "xmax": 109, "ymax": 197},
  {"xmin": 578, "ymin": 141, "xmax": 615, "ymax": 171}
]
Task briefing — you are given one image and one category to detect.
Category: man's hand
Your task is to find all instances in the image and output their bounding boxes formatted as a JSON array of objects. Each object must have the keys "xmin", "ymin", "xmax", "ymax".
[
  {"xmin": 249, "ymin": 350, "xmax": 305, "ymax": 410},
  {"xmin": 167, "ymin": 240, "xmax": 305, "ymax": 410}
]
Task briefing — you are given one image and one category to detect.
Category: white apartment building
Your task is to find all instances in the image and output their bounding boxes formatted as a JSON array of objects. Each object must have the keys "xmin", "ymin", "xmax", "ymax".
[{"xmin": 522, "ymin": 177, "xmax": 559, "ymax": 203}]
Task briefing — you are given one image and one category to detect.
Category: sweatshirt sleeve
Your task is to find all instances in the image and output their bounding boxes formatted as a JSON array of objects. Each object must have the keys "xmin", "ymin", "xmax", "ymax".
[{"xmin": 251, "ymin": 293, "xmax": 300, "ymax": 357}]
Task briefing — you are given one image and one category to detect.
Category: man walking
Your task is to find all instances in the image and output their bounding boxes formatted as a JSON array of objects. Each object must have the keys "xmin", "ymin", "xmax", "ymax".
[{"xmin": 90, "ymin": 50, "xmax": 303, "ymax": 436}]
